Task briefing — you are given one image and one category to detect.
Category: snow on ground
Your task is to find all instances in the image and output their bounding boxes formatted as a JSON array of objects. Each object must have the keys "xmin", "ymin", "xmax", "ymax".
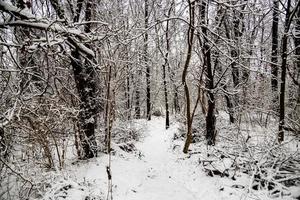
[{"xmin": 42, "ymin": 117, "xmax": 298, "ymax": 200}]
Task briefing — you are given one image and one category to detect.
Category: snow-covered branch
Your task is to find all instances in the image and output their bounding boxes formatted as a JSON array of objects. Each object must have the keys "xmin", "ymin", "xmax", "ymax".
[{"xmin": 0, "ymin": 1, "xmax": 102, "ymax": 57}]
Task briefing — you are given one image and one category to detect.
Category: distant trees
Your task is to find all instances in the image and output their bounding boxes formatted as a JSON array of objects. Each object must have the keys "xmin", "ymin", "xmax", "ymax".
[{"xmin": 179, "ymin": 0, "xmax": 300, "ymax": 152}]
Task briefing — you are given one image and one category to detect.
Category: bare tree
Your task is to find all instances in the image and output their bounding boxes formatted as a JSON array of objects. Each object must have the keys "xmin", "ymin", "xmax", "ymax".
[
  {"xmin": 145, "ymin": 0, "xmax": 151, "ymax": 121},
  {"xmin": 271, "ymin": 0, "xmax": 279, "ymax": 106},
  {"xmin": 182, "ymin": 0, "xmax": 196, "ymax": 153},
  {"xmin": 199, "ymin": 0, "xmax": 216, "ymax": 145},
  {"xmin": 278, "ymin": 0, "xmax": 300, "ymax": 142}
]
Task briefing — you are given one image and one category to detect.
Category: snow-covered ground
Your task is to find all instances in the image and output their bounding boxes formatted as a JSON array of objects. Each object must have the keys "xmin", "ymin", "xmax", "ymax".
[{"xmin": 41, "ymin": 117, "xmax": 299, "ymax": 200}]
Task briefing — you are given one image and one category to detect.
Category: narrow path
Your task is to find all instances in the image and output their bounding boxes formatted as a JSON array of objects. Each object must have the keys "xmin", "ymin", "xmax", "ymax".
[
  {"xmin": 112, "ymin": 117, "xmax": 221, "ymax": 200},
  {"xmin": 64, "ymin": 117, "xmax": 270, "ymax": 200},
  {"xmin": 74, "ymin": 117, "xmax": 249, "ymax": 200},
  {"xmin": 46, "ymin": 117, "xmax": 295, "ymax": 200}
]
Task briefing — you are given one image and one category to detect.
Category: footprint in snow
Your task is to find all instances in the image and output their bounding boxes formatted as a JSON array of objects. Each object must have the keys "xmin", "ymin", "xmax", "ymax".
[{"xmin": 146, "ymin": 167, "xmax": 157, "ymax": 179}]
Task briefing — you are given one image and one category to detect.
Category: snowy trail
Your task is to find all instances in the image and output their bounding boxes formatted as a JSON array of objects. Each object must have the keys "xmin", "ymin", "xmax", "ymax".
[
  {"xmin": 111, "ymin": 117, "xmax": 221, "ymax": 200},
  {"xmin": 45, "ymin": 117, "xmax": 298, "ymax": 200}
]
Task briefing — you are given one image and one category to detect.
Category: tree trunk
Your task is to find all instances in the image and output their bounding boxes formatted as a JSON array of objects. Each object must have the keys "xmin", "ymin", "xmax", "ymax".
[
  {"xmin": 182, "ymin": 0, "xmax": 195, "ymax": 153},
  {"xmin": 200, "ymin": 0, "xmax": 216, "ymax": 145},
  {"xmin": 278, "ymin": 0, "xmax": 292, "ymax": 143},
  {"xmin": 223, "ymin": 2, "xmax": 246, "ymax": 123},
  {"xmin": 104, "ymin": 65, "xmax": 112, "ymax": 152},
  {"xmin": 71, "ymin": 50, "xmax": 98, "ymax": 158},
  {"xmin": 162, "ymin": 61, "xmax": 170, "ymax": 129},
  {"xmin": 223, "ymin": 20, "xmax": 237, "ymax": 123},
  {"xmin": 135, "ymin": 70, "xmax": 141, "ymax": 119},
  {"xmin": 162, "ymin": 4, "xmax": 173, "ymax": 130},
  {"xmin": 293, "ymin": 5, "xmax": 300, "ymax": 130},
  {"xmin": 271, "ymin": 0, "xmax": 279, "ymax": 107},
  {"xmin": 126, "ymin": 65, "xmax": 131, "ymax": 120},
  {"xmin": 169, "ymin": 62, "xmax": 180, "ymax": 114},
  {"xmin": 145, "ymin": 0, "xmax": 151, "ymax": 121},
  {"xmin": 70, "ymin": 0, "xmax": 98, "ymax": 158},
  {"xmin": 214, "ymin": 4, "xmax": 234, "ymax": 123}
]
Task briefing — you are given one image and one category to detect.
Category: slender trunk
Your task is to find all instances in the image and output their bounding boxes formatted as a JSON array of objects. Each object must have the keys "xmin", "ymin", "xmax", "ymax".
[
  {"xmin": 224, "ymin": 86, "xmax": 235, "ymax": 123},
  {"xmin": 162, "ymin": 4, "xmax": 173, "ymax": 129},
  {"xmin": 126, "ymin": 66, "xmax": 131, "ymax": 120},
  {"xmin": 162, "ymin": 62, "xmax": 170, "ymax": 129},
  {"xmin": 223, "ymin": 2, "xmax": 246, "ymax": 122},
  {"xmin": 135, "ymin": 69, "xmax": 141, "ymax": 119},
  {"xmin": 214, "ymin": 4, "xmax": 234, "ymax": 123},
  {"xmin": 145, "ymin": 0, "xmax": 151, "ymax": 120},
  {"xmin": 174, "ymin": 86, "xmax": 180, "ymax": 113},
  {"xmin": 169, "ymin": 62, "xmax": 180, "ymax": 113},
  {"xmin": 182, "ymin": 0, "xmax": 195, "ymax": 153},
  {"xmin": 104, "ymin": 65, "xmax": 112, "ymax": 151},
  {"xmin": 223, "ymin": 20, "xmax": 237, "ymax": 123},
  {"xmin": 167, "ymin": 0, "xmax": 180, "ymax": 114}
]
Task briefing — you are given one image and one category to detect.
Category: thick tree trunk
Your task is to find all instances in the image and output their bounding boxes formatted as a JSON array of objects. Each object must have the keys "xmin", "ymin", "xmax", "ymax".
[
  {"xmin": 278, "ymin": 0, "xmax": 292, "ymax": 143},
  {"xmin": 294, "ymin": 6, "xmax": 300, "ymax": 129},
  {"xmin": 71, "ymin": 50, "xmax": 98, "ymax": 158},
  {"xmin": 271, "ymin": 0, "xmax": 279, "ymax": 107},
  {"xmin": 71, "ymin": 0, "xmax": 98, "ymax": 158},
  {"xmin": 200, "ymin": 0, "xmax": 216, "ymax": 145}
]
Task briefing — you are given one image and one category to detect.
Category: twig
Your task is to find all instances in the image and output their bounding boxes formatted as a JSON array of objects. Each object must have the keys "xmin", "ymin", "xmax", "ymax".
[{"xmin": 0, "ymin": 157, "xmax": 34, "ymax": 199}]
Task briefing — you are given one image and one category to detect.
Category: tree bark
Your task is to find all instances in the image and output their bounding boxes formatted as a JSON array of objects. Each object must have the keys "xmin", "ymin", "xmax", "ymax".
[
  {"xmin": 126, "ymin": 65, "xmax": 131, "ymax": 120},
  {"xmin": 278, "ymin": 0, "xmax": 292, "ymax": 143},
  {"xmin": 293, "ymin": 4, "xmax": 300, "ymax": 130},
  {"xmin": 162, "ymin": 4, "xmax": 173, "ymax": 130},
  {"xmin": 135, "ymin": 70, "xmax": 141, "ymax": 119},
  {"xmin": 71, "ymin": 49, "xmax": 98, "ymax": 158},
  {"xmin": 55, "ymin": 0, "xmax": 98, "ymax": 158},
  {"xmin": 223, "ymin": 2, "xmax": 246, "ymax": 123},
  {"xmin": 200, "ymin": 0, "xmax": 216, "ymax": 146},
  {"xmin": 271, "ymin": 0, "xmax": 279, "ymax": 106},
  {"xmin": 145, "ymin": 0, "xmax": 151, "ymax": 121},
  {"xmin": 182, "ymin": 0, "xmax": 195, "ymax": 153}
]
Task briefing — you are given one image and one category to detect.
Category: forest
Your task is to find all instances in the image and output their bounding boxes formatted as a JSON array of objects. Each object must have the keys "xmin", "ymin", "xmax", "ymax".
[{"xmin": 0, "ymin": 0, "xmax": 299, "ymax": 199}]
